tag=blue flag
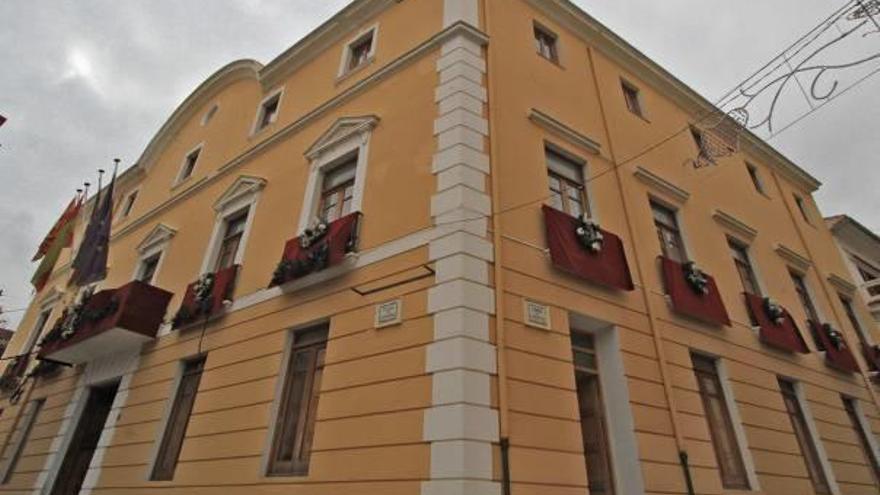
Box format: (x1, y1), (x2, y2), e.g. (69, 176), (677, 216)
(70, 171), (115, 287)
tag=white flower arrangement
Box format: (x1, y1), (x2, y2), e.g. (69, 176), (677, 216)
(683, 261), (710, 295)
(575, 215), (604, 253)
(300, 218), (329, 249)
(762, 297), (786, 326)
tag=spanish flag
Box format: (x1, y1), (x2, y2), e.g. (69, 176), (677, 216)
(30, 196), (82, 292)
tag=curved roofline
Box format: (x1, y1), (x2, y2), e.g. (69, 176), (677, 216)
(135, 59), (263, 174)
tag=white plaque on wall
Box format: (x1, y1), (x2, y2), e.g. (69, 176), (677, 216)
(524, 300), (551, 330)
(375, 299), (403, 328)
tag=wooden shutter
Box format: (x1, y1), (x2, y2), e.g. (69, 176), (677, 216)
(778, 379), (831, 494)
(151, 356), (206, 481)
(691, 355), (750, 489)
(268, 325), (328, 476)
(0, 399), (44, 483)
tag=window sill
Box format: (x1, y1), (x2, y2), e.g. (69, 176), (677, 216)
(336, 56), (375, 85)
(628, 111), (651, 124)
(537, 53), (564, 69)
(170, 176), (194, 192)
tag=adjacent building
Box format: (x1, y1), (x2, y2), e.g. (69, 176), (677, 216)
(0, 1), (878, 494)
(827, 215), (880, 324)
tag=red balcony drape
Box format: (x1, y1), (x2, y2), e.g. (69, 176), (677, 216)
(660, 257), (731, 327)
(744, 293), (809, 354)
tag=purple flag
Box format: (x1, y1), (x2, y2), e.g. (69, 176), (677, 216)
(70, 172), (115, 286)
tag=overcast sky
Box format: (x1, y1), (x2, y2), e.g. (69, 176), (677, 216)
(0, 0), (877, 329)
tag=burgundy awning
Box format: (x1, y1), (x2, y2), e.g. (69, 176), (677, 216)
(173, 264), (239, 329)
(660, 257), (731, 327)
(38, 281), (173, 364)
(862, 343), (880, 373)
(270, 212), (361, 287)
(809, 320), (860, 373)
(744, 293), (809, 354)
(542, 205), (634, 291)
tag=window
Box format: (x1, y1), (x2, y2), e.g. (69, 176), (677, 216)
(346, 32), (374, 73)
(534, 23), (559, 63)
(137, 253), (161, 285)
(23, 308), (52, 357)
(778, 379), (832, 494)
(691, 355), (750, 489)
(256, 92), (281, 132)
(215, 210), (249, 271)
(0, 399), (44, 483)
(729, 240), (760, 296)
(178, 147), (201, 183)
(651, 201), (687, 263)
(746, 163), (766, 195)
(268, 325), (328, 476)
(319, 158), (356, 223)
(121, 190), (138, 218)
(151, 356), (206, 481)
(839, 295), (870, 346)
(794, 195), (812, 224)
(690, 126), (709, 160)
(790, 272), (824, 350)
(201, 104), (218, 126)
(621, 81), (644, 117)
(571, 332), (615, 494)
(547, 148), (589, 218)
(842, 397), (880, 485)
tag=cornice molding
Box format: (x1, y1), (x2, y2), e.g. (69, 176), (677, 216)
(827, 273), (857, 295)
(213, 176), (267, 212)
(633, 166), (690, 203)
(528, 108), (601, 155)
(775, 243), (812, 272)
(305, 115), (380, 159)
(713, 209), (757, 241)
(136, 224), (177, 254)
(527, 0), (822, 193)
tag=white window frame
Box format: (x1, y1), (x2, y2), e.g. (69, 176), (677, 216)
(544, 141), (597, 222)
(710, 355), (762, 490)
(133, 224), (177, 286)
(250, 87), (284, 136)
(787, 380), (841, 495)
(337, 24), (379, 79)
(173, 143), (204, 188)
(843, 396), (880, 473)
(199, 176), (266, 275)
(649, 195), (697, 262)
(298, 117), (376, 235)
(533, 21), (561, 64)
(568, 313), (646, 495)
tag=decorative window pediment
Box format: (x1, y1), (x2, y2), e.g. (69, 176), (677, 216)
(137, 224), (178, 254)
(305, 115), (379, 160)
(214, 176), (267, 213)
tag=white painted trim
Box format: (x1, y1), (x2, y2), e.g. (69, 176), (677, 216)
(635, 166), (690, 203)
(529, 109), (601, 155)
(337, 23), (379, 80)
(116, 188), (140, 222)
(827, 273), (857, 296)
(713, 209), (757, 242)
(172, 142), (204, 188)
(569, 320), (646, 495)
(792, 382), (841, 495)
(715, 358), (761, 491)
(249, 86), (285, 137)
(846, 398), (880, 470)
(775, 243), (812, 272)
(132, 247), (166, 286)
(443, 0), (479, 27)
(198, 177), (266, 275)
(133, 225), (176, 285)
(144, 356), (200, 481)
(297, 118), (376, 235)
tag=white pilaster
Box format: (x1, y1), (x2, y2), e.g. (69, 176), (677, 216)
(424, 12), (499, 494)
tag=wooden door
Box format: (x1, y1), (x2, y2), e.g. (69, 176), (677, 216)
(576, 371), (615, 495)
(50, 382), (118, 495)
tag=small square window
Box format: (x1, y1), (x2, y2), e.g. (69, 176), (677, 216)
(179, 148), (200, 183)
(621, 81), (644, 117)
(256, 93), (281, 132)
(347, 33), (374, 72)
(746, 163), (765, 195)
(534, 24), (559, 63)
(121, 190), (138, 218)
(794, 195), (812, 224)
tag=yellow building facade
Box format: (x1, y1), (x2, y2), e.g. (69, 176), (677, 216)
(1, 1), (879, 494)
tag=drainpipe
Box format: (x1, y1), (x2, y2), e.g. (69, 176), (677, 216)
(480, 0), (512, 492)
(585, 45), (692, 489)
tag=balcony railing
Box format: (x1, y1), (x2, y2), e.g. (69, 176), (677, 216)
(38, 281), (173, 364)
